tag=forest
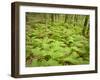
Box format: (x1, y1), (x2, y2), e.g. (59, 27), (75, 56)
(26, 12), (90, 67)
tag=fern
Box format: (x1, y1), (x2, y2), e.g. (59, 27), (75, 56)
(26, 13), (90, 67)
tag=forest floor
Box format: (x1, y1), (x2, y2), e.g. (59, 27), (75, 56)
(26, 13), (90, 67)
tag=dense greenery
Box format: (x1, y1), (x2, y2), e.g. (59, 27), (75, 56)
(26, 12), (90, 67)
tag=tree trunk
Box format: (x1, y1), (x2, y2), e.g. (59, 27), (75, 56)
(82, 16), (89, 36)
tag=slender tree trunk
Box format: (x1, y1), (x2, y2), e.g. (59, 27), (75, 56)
(51, 14), (54, 25)
(64, 15), (68, 23)
(82, 16), (89, 36)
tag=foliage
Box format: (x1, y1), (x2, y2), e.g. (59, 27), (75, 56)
(26, 13), (90, 67)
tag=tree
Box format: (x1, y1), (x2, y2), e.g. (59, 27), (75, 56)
(64, 15), (68, 23)
(82, 16), (89, 36)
